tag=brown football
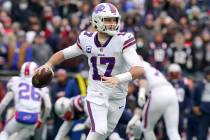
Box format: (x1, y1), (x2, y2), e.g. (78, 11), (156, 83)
(32, 69), (53, 88)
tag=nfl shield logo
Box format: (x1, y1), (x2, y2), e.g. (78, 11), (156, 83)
(86, 46), (92, 53)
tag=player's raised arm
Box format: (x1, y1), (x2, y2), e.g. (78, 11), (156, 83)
(40, 89), (52, 122)
(37, 43), (83, 73)
(0, 91), (14, 115)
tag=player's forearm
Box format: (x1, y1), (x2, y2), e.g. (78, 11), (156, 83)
(55, 121), (72, 140)
(0, 92), (14, 115)
(46, 51), (65, 68)
(114, 66), (144, 83)
(42, 94), (52, 121)
(129, 66), (144, 79)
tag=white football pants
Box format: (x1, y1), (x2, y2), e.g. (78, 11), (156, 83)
(142, 85), (181, 140)
(0, 117), (35, 140)
(85, 97), (126, 140)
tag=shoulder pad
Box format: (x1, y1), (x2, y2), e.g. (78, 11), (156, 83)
(117, 32), (136, 50)
(7, 76), (20, 91)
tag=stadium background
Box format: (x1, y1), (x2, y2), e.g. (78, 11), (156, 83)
(0, 0), (210, 139)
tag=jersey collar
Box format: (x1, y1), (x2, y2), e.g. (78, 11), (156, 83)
(94, 33), (112, 48)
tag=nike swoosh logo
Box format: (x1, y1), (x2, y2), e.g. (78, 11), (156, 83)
(119, 106), (124, 109)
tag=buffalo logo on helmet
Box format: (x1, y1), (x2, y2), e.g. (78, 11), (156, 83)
(94, 4), (105, 14)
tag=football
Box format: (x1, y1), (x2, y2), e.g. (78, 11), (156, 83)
(32, 69), (53, 88)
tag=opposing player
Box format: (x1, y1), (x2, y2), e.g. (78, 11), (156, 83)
(54, 95), (88, 140)
(127, 60), (181, 140)
(0, 62), (52, 140)
(36, 2), (144, 140)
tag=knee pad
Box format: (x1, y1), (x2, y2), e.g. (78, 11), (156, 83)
(95, 127), (108, 135)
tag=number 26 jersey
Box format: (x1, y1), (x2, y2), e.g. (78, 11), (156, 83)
(7, 76), (49, 113)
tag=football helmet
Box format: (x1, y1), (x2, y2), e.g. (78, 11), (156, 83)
(20, 61), (38, 78)
(54, 97), (73, 121)
(91, 3), (121, 36)
(168, 63), (182, 81)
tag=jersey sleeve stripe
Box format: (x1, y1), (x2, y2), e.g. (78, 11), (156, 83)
(123, 37), (135, 46)
(76, 42), (83, 50)
(123, 40), (136, 50)
(76, 37), (83, 50)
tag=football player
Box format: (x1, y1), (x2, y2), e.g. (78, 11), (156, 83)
(36, 2), (144, 140)
(167, 63), (192, 137)
(127, 60), (181, 140)
(54, 95), (87, 140)
(0, 62), (52, 140)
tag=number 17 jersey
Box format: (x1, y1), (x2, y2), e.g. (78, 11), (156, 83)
(74, 31), (140, 98)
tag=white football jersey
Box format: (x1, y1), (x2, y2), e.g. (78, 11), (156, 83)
(7, 76), (49, 113)
(76, 31), (140, 98)
(143, 61), (171, 90)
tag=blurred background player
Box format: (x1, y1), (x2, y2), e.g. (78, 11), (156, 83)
(167, 63), (192, 138)
(191, 66), (210, 140)
(36, 2), (144, 140)
(0, 61), (52, 140)
(54, 95), (126, 140)
(127, 59), (181, 140)
(54, 95), (87, 140)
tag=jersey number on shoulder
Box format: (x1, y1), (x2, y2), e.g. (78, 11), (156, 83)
(90, 56), (115, 80)
(19, 83), (40, 101)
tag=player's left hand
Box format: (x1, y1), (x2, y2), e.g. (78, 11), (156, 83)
(72, 123), (86, 132)
(126, 114), (141, 134)
(102, 76), (120, 88)
(138, 94), (146, 107)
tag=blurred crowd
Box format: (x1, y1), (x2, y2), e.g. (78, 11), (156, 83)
(0, 0), (210, 139)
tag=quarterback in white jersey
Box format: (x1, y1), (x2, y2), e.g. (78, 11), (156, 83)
(0, 62), (52, 140)
(127, 60), (181, 140)
(36, 2), (144, 140)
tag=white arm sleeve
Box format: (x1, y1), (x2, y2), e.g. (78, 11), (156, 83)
(0, 92), (14, 115)
(62, 43), (84, 59)
(41, 93), (52, 121)
(123, 47), (143, 67)
(55, 121), (72, 140)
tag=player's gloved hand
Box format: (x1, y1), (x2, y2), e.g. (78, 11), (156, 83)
(36, 62), (54, 76)
(138, 93), (145, 107)
(132, 120), (142, 139)
(126, 115), (140, 134)
(138, 88), (146, 107)
(102, 76), (120, 88)
(35, 119), (43, 129)
(72, 123), (86, 132)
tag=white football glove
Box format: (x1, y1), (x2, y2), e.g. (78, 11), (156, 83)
(126, 115), (140, 134)
(72, 123), (86, 132)
(132, 120), (142, 139)
(138, 88), (146, 107)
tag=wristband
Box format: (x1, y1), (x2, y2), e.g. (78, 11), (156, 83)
(115, 72), (132, 83)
